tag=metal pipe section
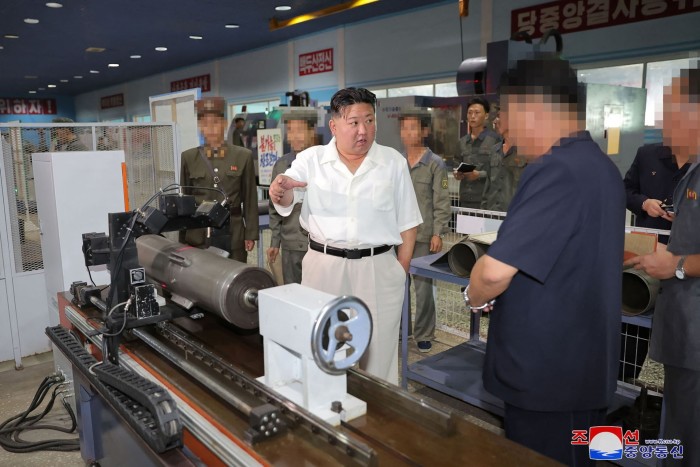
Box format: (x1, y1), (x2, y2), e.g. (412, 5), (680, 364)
(135, 235), (276, 329)
(447, 240), (489, 277)
(90, 295), (107, 313)
(621, 269), (660, 316)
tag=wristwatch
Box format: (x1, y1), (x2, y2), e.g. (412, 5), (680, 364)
(462, 285), (495, 311)
(433, 233), (445, 239)
(675, 256), (688, 280)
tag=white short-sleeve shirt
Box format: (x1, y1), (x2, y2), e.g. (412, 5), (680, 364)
(274, 137), (422, 248)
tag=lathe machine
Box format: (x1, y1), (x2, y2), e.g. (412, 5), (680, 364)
(47, 192), (557, 466)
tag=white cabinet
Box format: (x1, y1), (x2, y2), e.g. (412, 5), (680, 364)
(33, 151), (126, 326)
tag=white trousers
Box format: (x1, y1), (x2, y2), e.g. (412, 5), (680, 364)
(302, 248), (406, 385)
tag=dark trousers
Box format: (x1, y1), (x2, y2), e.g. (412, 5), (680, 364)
(504, 403), (606, 466)
(660, 365), (700, 466)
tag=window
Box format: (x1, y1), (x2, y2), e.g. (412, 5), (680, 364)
(388, 84), (433, 97)
(644, 57), (700, 127)
(435, 82), (458, 97)
(230, 98), (281, 118)
(133, 115), (152, 123)
(577, 64), (644, 88)
(575, 54), (699, 127)
(368, 79), (457, 99)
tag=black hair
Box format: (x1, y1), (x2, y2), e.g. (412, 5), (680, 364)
(398, 113), (431, 130)
(499, 58), (585, 112)
(234, 117), (245, 123)
(467, 96), (491, 114)
(330, 87), (376, 117)
(286, 119), (317, 130)
(680, 67), (700, 103)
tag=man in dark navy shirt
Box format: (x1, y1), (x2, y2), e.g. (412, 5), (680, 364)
(465, 58), (626, 465)
(620, 137), (690, 384)
(624, 144), (689, 233)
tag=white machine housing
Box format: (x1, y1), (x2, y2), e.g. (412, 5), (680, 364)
(257, 283), (368, 426)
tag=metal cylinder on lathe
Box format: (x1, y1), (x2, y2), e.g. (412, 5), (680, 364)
(135, 234), (275, 329)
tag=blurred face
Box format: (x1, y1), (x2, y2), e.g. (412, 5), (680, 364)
(198, 113), (226, 145)
(286, 119), (315, 153)
(400, 117), (428, 149)
(662, 77), (700, 160)
(329, 103), (376, 158)
(467, 103), (487, 133)
(503, 94), (579, 160)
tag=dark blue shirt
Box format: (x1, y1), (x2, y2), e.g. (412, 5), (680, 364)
(623, 143), (690, 232)
(483, 131), (625, 412)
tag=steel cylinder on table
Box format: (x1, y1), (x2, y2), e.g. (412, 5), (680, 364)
(621, 269), (660, 316)
(447, 240), (489, 277)
(135, 235), (275, 329)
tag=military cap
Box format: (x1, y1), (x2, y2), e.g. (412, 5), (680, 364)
(52, 117), (75, 123)
(281, 109), (319, 124)
(196, 97), (226, 117)
(398, 107), (432, 127)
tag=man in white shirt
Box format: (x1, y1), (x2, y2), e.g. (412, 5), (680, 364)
(269, 87), (422, 384)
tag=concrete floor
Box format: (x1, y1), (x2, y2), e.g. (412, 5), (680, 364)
(0, 331), (504, 466)
(0, 354), (83, 466)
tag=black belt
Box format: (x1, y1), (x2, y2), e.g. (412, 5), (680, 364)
(309, 239), (391, 260)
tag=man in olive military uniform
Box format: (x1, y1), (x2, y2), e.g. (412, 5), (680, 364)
(453, 97), (502, 209)
(481, 108), (525, 212)
(266, 111), (317, 284)
(52, 117), (89, 151)
(400, 109), (451, 353)
(180, 97), (258, 262)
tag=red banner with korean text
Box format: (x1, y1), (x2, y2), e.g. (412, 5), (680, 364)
(299, 48), (334, 76)
(512, 0), (700, 39)
(0, 98), (57, 115)
(100, 93), (124, 109)
(170, 74), (211, 93)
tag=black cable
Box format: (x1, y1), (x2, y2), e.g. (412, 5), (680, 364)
(86, 265), (97, 287)
(0, 375), (79, 453)
(178, 184), (227, 204)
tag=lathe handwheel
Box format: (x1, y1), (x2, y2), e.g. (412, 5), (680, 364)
(311, 296), (372, 375)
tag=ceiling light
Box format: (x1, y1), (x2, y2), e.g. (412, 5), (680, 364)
(155, 46), (167, 52)
(24, 75), (37, 79)
(275, 5), (292, 11)
(38, 87), (46, 91)
(130, 54), (141, 59)
(60, 79), (68, 82)
(24, 18), (39, 24)
(85, 47), (105, 53)
(28, 90), (36, 94)
(225, 24), (240, 29)
(189, 35), (203, 40)
(108, 63), (119, 67)
(89, 70), (99, 74)
(4, 35), (19, 39)
(48, 84), (56, 88)
(270, 0), (380, 30)
(74, 75), (83, 79)
(0, 46), (3, 50)
(46, 2), (63, 8)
